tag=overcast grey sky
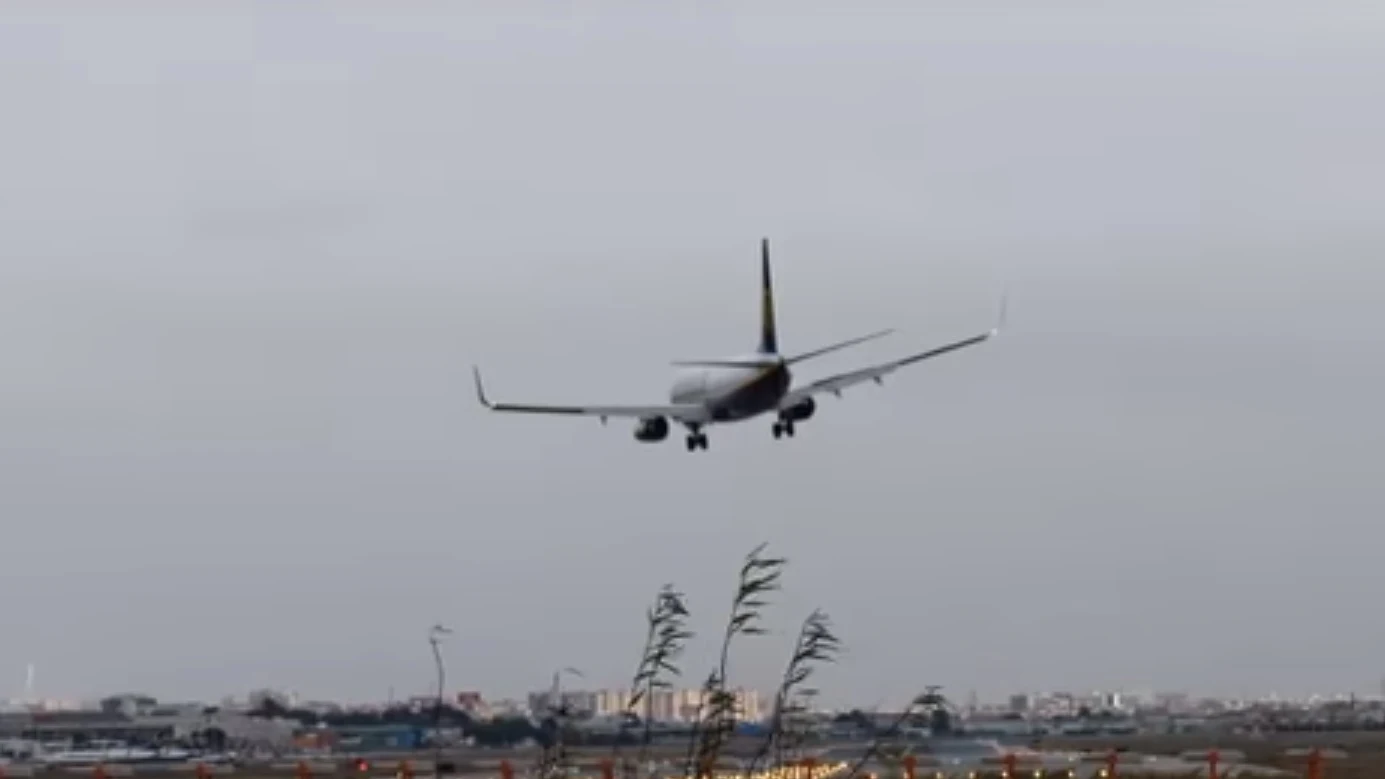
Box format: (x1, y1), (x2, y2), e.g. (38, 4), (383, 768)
(2, 1), (1383, 709)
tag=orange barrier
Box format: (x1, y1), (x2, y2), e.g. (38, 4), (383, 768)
(1284, 746), (1348, 779)
(0, 749), (1366, 779)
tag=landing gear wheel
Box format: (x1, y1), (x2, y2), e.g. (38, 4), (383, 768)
(783, 420), (796, 437)
(686, 432), (709, 451)
(772, 423), (783, 439)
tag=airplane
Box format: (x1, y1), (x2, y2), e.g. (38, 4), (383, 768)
(472, 238), (1004, 452)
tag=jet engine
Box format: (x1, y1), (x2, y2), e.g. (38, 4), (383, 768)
(633, 416), (670, 442)
(780, 397), (817, 422)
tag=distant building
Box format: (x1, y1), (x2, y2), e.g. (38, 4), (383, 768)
(405, 696), (440, 713)
(455, 692), (488, 718)
(529, 687), (764, 724)
(329, 724), (425, 753)
(100, 694), (158, 717)
(594, 690), (630, 718)
(297, 701), (344, 717)
(962, 715), (1036, 738)
(486, 699), (527, 719)
(247, 689), (295, 711)
(1155, 692), (1192, 714)
(527, 690), (598, 718)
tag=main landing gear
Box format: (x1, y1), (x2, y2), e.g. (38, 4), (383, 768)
(685, 428), (709, 452)
(771, 418), (796, 439)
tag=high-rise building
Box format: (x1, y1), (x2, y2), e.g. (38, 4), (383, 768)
(592, 689), (632, 717)
(527, 689), (600, 717)
(531, 687), (764, 723)
(649, 687), (764, 722)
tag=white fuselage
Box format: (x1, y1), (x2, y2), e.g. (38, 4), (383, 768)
(668, 354), (792, 423)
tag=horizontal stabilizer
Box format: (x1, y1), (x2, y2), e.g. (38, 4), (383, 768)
(672, 329), (893, 368)
(783, 328), (894, 365)
(671, 358), (778, 369)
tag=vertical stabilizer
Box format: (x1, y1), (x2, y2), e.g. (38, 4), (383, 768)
(758, 238), (778, 354)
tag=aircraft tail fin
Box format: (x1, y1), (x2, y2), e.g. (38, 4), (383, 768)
(758, 238), (778, 354)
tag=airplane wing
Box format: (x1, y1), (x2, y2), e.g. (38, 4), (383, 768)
(473, 367), (711, 424)
(780, 296), (1005, 408)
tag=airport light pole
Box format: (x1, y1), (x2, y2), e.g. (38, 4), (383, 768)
(429, 624), (453, 775)
(550, 665), (584, 705)
(544, 667), (584, 779)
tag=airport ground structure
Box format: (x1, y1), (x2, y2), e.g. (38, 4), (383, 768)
(6, 688), (1385, 779)
(6, 730), (1385, 778)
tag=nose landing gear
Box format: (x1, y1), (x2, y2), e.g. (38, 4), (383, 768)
(771, 419), (795, 439)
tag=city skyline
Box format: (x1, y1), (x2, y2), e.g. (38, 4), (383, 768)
(9, 675), (1385, 716)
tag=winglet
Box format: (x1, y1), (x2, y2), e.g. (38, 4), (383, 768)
(991, 289), (1009, 337)
(472, 365), (494, 409)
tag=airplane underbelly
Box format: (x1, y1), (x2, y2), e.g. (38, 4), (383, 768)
(713, 366), (790, 421)
(670, 364), (790, 420)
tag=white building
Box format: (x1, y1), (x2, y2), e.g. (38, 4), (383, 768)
(561, 687), (765, 723)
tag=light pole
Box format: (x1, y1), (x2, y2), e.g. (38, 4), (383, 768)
(429, 625), (453, 774)
(544, 667), (584, 778)
(549, 666), (584, 709)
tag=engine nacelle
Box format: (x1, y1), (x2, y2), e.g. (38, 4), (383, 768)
(633, 416), (670, 442)
(781, 397), (816, 422)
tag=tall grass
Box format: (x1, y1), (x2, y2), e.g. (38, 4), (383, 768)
(748, 609), (842, 776)
(603, 543), (955, 779)
(684, 543), (786, 779)
(842, 690), (940, 779)
(614, 585), (693, 778)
